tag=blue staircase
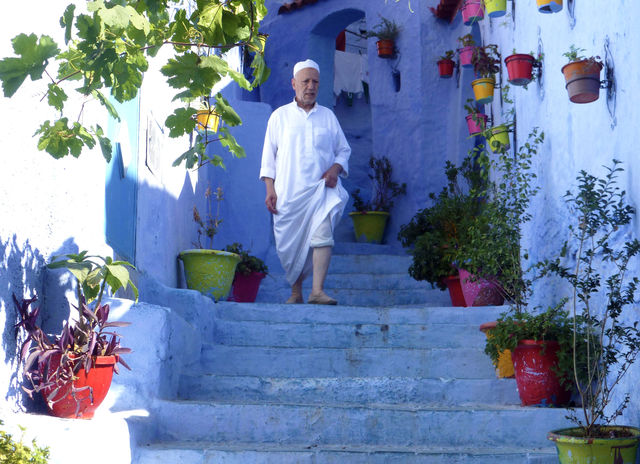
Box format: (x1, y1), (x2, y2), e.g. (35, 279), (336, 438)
(137, 244), (569, 463)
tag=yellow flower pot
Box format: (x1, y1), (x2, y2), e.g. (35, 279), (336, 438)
(537, 0), (562, 13)
(179, 249), (240, 301)
(349, 211), (389, 244)
(479, 322), (515, 378)
(196, 110), (220, 133)
(471, 77), (495, 104)
(548, 427), (640, 464)
(487, 124), (511, 153)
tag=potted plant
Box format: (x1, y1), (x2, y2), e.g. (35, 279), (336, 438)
(471, 44), (500, 104)
(544, 161), (640, 462)
(561, 45), (603, 104)
(194, 98), (220, 134)
(457, 34), (476, 68)
(504, 51), (540, 86)
(437, 50), (456, 78)
(537, 0), (562, 13)
(366, 16), (400, 58)
(482, 121), (513, 153)
(224, 242), (269, 303)
(464, 98), (488, 136)
(460, 0), (484, 25)
(483, 0), (507, 17)
(178, 185), (241, 301)
(15, 251), (137, 419)
(349, 155), (406, 244)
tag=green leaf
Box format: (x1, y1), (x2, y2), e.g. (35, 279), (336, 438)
(60, 4), (76, 44)
(214, 93), (242, 126)
(47, 83), (67, 111)
(173, 143), (204, 169)
(94, 124), (113, 162)
(219, 126), (246, 159)
(91, 90), (120, 120)
(165, 106), (198, 138)
(35, 119), (96, 159)
(161, 52), (221, 98)
(106, 263), (132, 291)
(0, 34), (59, 97)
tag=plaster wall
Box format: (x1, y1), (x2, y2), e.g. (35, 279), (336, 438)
(477, 1), (640, 427)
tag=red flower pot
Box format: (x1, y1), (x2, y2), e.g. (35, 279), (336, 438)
(230, 271), (266, 303)
(41, 354), (117, 419)
(443, 275), (466, 306)
(512, 340), (572, 407)
(505, 54), (535, 86)
(465, 112), (487, 135)
(461, 0), (484, 25)
(458, 46), (475, 68)
(376, 39), (395, 58)
(437, 59), (455, 78)
(458, 268), (505, 306)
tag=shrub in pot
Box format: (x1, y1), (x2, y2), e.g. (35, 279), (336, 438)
(224, 242), (268, 303)
(471, 44), (500, 104)
(15, 252), (137, 419)
(350, 155), (406, 244)
(542, 161), (640, 462)
(464, 99), (487, 136)
(366, 15), (400, 58)
(457, 34), (476, 68)
(561, 45), (603, 104)
(437, 50), (456, 78)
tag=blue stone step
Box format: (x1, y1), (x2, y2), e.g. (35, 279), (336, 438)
(210, 318), (489, 348)
(256, 287), (450, 306)
(152, 400), (572, 449)
(261, 272), (430, 290)
(136, 443), (559, 464)
(199, 345), (497, 378)
(327, 254), (413, 274)
(179, 375), (521, 406)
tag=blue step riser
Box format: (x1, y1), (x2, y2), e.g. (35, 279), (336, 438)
(260, 273), (432, 291)
(179, 375), (521, 406)
(200, 346), (497, 378)
(211, 320), (489, 348)
(328, 255), (413, 274)
(256, 289), (451, 306)
(154, 401), (572, 448)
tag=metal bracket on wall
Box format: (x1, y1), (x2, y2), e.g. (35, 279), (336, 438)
(390, 49), (401, 93)
(536, 32), (545, 101)
(602, 36), (617, 128)
(567, 0), (576, 29)
(455, 60), (461, 89)
(511, 0), (516, 31)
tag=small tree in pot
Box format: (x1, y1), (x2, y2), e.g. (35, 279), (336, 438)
(471, 44), (501, 104)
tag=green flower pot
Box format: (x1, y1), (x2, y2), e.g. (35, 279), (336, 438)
(349, 211), (389, 244)
(179, 249), (241, 301)
(548, 426), (640, 464)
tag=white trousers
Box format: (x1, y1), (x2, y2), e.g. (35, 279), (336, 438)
(310, 215), (334, 248)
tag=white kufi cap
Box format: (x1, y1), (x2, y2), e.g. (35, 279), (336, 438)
(293, 59), (320, 77)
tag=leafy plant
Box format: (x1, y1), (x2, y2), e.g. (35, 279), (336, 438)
(439, 50), (455, 61)
(562, 45), (602, 67)
(464, 97), (487, 129)
(351, 155), (406, 213)
(0, 1), (270, 169)
(15, 252), (136, 414)
(0, 420), (49, 464)
(540, 160), (640, 438)
(471, 44), (501, 78)
(366, 15), (401, 41)
(193, 185), (224, 249)
(457, 33), (476, 48)
(224, 242), (268, 276)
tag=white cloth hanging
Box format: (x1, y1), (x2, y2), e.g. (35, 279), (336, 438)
(334, 50), (365, 97)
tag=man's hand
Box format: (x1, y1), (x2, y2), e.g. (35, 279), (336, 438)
(322, 163), (342, 188)
(264, 177), (278, 214)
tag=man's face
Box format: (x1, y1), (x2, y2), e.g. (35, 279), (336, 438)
(292, 68), (320, 109)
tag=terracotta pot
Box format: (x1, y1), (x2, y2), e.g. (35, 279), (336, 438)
(461, 0), (484, 25)
(376, 39), (394, 58)
(561, 59), (603, 104)
(471, 76), (496, 104)
(549, 426), (640, 464)
(537, 0), (562, 13)
(505, 54), (535, 86)
(458, 268), (504, 306)
(479, 321), (514, 378)
(458, 46), (475, 68)
(512, 340), (572, 407)
(230, 271), (266, 303)
(437, 59), (455, 78)
(41, 354), (117, 419)
(443, 275), (466, 307)
(465, 113), (487, 136)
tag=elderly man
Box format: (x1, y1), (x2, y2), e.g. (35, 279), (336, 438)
(260, 59), (351, 305)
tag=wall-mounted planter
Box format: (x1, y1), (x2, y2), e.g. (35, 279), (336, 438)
(437, 59), (455, 78)
(505, 54), (535, 86)
(537, 0), (562, 13)
(465, 112), (487, 135)
(486, 124), (510, 152)
(471, 76), (495, 104)
(196, 110), (220, 133)
(376, 39), (395, 58)
(458, 46), (475, 68)
(483, 0), (507, 17)
(461, 0), (484, 25)
(561, 59), (603, 103)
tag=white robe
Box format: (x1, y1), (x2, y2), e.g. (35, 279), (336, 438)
(260, 100), (351, 285)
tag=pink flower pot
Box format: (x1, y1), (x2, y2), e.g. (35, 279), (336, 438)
(458, 268), (504, 306)
(230, 271), (266, 303)
(458, 46), (475, 68)
(465, 113), (487, 135)
(461, 0), (484, 25)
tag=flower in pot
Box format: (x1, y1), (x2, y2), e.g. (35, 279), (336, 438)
(470, 44), (500, 104)
(350, 155), (406, 244)
(561, 45), (603, 104)
(366, 15), (400, 58)
(437, 50), (456, 78)
(542, 161), (640, 460)
(457, 34), (476, 68)
(504, 51), (541, 87)
(464, 98), (488, 136)
(224, 242), (269, 303)
(15, 252), (137, 419)
(460, 0), (484, 25)
(483, 0), (507, 18)
(179, 185), (241, 301)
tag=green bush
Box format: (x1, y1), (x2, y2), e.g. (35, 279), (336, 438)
(0, 421), (49, 464)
